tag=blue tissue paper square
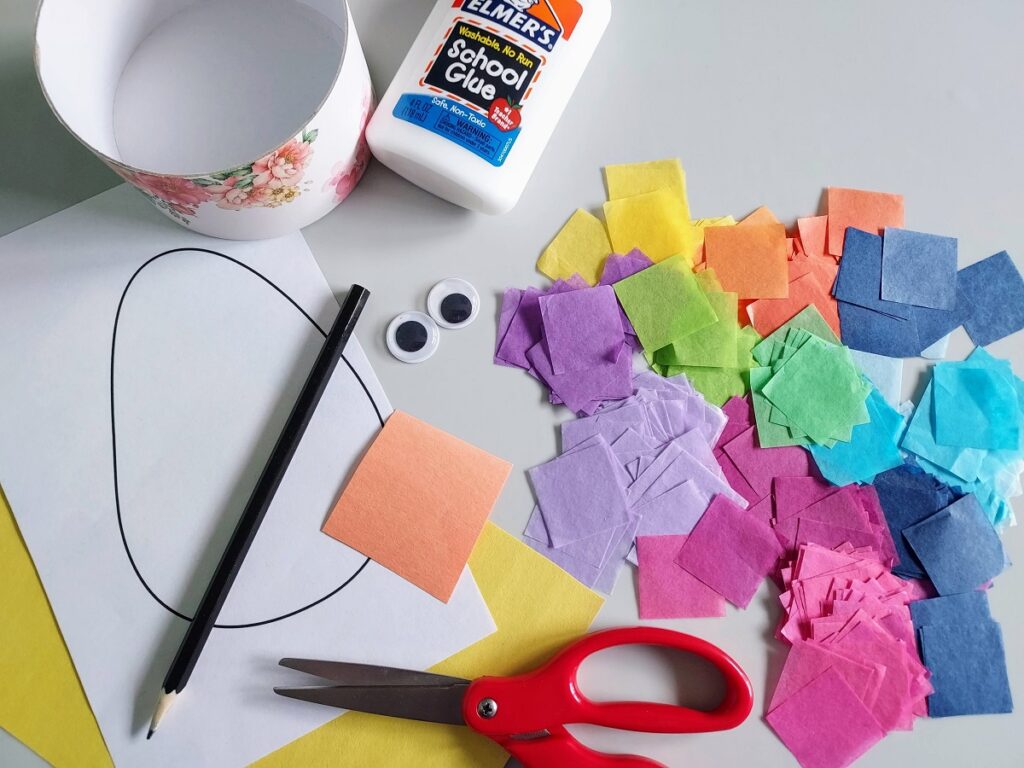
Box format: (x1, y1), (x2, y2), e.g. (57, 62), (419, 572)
(881, 228), (958, 309)
(904, 494), (1006, 595)
(910, 288), (965, 352)
(910, 591), (991, 630)
(834, 228), (913, 318)
(902, 381), (986, 483)
(919, 620), (1013, 717)
(873, 464), (959, 580)
(959, 251), (1024, 347)
(838, 300), (921, 358)
(933, 362), (1020, 450)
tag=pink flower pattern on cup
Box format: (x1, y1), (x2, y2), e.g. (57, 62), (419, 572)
(252, 138), (312, 189)
(111, 94), (374, 225)
(325, 92), (374, 203)
(111, 128), (321, 223)
(112, 169), (213, 217)
(326, 138), (370, 203)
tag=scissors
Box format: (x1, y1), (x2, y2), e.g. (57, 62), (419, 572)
(274, 626), (753, 768)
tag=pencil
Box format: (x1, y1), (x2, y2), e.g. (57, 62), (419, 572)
(147, 284), (370, 739)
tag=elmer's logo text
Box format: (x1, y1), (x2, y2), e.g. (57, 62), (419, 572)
(452, 0), (584, 52)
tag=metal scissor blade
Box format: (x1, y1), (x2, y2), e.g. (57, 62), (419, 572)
(274, 682), (470, 725)
(279, 658), (470, 688)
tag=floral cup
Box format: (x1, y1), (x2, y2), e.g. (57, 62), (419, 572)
(35, 0), (373, 240)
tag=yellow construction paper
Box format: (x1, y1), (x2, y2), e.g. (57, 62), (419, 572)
(536, 208), (612, 285)
(604, 158), (691, 220)
(2, 509), (600, 768)
(0, 487), (112, 768)
(255, 524), (604, 768)
(603, 189), (699, 264)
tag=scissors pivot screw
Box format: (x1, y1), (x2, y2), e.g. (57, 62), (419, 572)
(477, 698), (498, 719)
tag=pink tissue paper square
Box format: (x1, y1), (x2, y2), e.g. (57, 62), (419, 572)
(766, 667), (885, 768)
(637, 535), (726, 619)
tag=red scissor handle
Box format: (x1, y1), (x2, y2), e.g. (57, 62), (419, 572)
(462, 627), (754, 768)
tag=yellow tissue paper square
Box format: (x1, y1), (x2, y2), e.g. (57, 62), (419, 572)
(604, 158), (691, 220)
(254, 524), (604, 768)
(0, 487), (112, 768)
(536, 209), (612, 285)
(603, 189), (699, 264)
(694, 216), (738, 229)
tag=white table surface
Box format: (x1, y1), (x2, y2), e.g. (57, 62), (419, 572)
(2, 1), (1024, 766)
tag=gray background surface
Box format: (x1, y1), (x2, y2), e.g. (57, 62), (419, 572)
(2, 1), (1024, 766)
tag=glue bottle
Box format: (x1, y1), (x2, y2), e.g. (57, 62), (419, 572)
(366, 0), (611, 214)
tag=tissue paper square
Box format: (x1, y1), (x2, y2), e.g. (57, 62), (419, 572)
(903, 494), (1006, 595)
(766, 667), (885, 768)
(704, 223), (789, 299)
(826, 186), (905, 256)
(613, 254), (717, 350)
(959, 250), (1024, 347)
(528, 439), (632, 547)
(932, 362), (1020, 450)
(636, 535), (726, 619)
(919, 621), (1013, 717)
(539, 286), (625, 374)
(536, 209), (612, 285)
(880, 228), (958, 309)
(603, 188), (698, 263)
(604, 158), (690, 216)
(833, 229), (912, 319)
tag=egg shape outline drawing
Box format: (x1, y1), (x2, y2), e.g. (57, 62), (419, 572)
(110, 248), (383, 628)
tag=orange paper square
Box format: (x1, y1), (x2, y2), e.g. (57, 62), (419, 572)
(322, 411), (512, 602)
(797, 215), (829, 259)
(704, 223), (789, 299)
(826, 187), (904, 256)
(788, 254), (838, 287)
(739, 205), (781, 226)
(747, 272), (841, 338)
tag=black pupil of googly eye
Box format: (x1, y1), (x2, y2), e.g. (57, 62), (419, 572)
(395, 320), (428, 352)
(440, 293), (473, 324)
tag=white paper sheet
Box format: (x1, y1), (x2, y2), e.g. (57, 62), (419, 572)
(0, 186), (496, 767)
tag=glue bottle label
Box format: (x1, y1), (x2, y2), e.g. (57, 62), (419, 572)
(392, 0), (584, 167)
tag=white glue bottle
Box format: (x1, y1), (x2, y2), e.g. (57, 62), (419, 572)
(366, 0), (610, 214)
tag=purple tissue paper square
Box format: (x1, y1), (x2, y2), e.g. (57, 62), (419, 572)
(539, 285), (626, 375)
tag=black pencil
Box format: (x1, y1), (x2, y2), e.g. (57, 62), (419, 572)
(147, 284), (370, 739)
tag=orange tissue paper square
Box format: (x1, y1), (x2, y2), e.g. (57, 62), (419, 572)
(322, 410), (512, 602)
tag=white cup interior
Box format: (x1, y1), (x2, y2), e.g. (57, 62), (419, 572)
(36, 0), (348, 176)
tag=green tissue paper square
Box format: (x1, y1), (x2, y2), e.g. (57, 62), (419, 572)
(752, 305), (840, 367)
(761, 335), (871, 444)
(653, 291), (738, 368)
(614, 254), (717, 351)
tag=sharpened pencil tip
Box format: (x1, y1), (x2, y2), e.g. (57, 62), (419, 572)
(148, 689), (177, 740)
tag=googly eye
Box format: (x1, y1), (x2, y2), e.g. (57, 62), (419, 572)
(427, 278), (480, 330)
(386, 311), (439, 364)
